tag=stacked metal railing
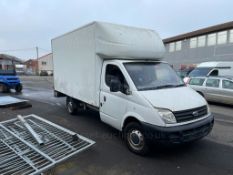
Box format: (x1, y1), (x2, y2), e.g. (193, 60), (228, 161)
(0, 114), (95, 175)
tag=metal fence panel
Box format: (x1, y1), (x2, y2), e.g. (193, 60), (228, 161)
(0, 114), (95, 175)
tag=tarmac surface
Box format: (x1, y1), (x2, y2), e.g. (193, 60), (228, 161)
(0, 76), (233, 175)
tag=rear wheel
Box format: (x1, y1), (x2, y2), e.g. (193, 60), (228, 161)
(66, 97), (77, 115)
(123, 122), (149, 156)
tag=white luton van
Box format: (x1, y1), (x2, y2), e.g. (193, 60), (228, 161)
(52, 22), (214, 155)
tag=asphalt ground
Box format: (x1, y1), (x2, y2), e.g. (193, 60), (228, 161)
(0, 77), (233, 175)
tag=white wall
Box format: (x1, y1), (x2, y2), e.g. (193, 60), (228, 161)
(38, 53), (53, 74)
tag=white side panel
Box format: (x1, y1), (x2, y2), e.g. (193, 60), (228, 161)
(94, 55), (104, 106)
(217, 62), (233, 76)
(52, 24), (100, 107)
(219, 69), (233, 76)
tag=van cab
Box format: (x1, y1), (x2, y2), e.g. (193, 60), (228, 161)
(100, 60), (213, 154)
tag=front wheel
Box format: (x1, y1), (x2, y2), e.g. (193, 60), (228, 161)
(123, 122), (149, 156)
(66, 97), (77, 115)
(15, 84), (23, 93)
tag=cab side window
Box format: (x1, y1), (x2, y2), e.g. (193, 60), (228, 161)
(105, 64), (128, 89)
(206, 78), (220, 88)
(189, 78), (205, 86)
(209, 69), (219, 76)
(222, 80), (233, 90)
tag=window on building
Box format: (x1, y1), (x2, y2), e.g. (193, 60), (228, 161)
(175, 41), (182, 51)
(197, 35), (206, 47)
(190, 37), (197, 48)
(169, 43), (175, 52)
(217, 31), (227, 45)
(42, 61), (47, 65)
(207, 33), (216, 46)
(230, 29), (233, 43)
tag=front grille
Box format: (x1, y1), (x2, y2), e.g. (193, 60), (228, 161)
(173, 105), (208, 123)
(167, 121), (213, 143)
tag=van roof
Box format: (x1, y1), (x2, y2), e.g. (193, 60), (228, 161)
(191, 76), (233, 80)
(197, 62), (233, 68)
(52, 21), (165, 60)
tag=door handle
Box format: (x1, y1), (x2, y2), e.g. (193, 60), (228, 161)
(103, 96), (106, 102)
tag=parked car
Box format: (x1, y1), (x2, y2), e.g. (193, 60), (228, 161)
(40, 70), (48, 76)
(188, 76), (233, 105)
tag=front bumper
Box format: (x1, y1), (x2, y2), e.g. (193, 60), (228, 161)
(142, 114), (214, 143)
(6, 82), (21, 88)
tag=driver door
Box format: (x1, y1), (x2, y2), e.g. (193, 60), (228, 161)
(204, 78), (221, 102)
(100, 63), (129, 130)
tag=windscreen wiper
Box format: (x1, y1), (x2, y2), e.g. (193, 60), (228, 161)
(139, 84), (185, 91)
(154, 84), (177, 89)
(175, 84), (185, 87)
(139, 85), (175, 91)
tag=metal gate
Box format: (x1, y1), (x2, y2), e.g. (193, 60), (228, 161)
(0, 114), (95, 175)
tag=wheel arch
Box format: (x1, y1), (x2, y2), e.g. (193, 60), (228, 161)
(196, 91), (205, 97)
(121, 113), (145, 131)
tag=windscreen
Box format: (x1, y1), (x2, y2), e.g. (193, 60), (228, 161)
(188, 67), (213, 77)
(0, 60), (16, 75)
(124, 62), (184, 91)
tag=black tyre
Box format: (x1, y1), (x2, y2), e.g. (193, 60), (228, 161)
(66, 97), (77, 115)
(0, 84), (9, 93)
(15, 84), (23, 93)
(123, 122), (149, 156)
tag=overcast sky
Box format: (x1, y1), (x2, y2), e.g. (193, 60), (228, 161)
(0, 0), (232, 60)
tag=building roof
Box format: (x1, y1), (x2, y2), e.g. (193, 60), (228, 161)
(24, 59), (38, 63)
(163, 21), (233, 44)
(0, 54), (23, 63)
(37, 53), (52, 60)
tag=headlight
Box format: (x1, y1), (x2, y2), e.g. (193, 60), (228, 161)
(157, 108), (177, 124)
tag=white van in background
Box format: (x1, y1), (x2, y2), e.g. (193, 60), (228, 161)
(52, 22), (214, 155)
(184, 62), (233, 84)
(15, 64), (26, 75)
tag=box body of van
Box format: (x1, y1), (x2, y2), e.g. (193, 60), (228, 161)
(52, 22), (214, 155)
